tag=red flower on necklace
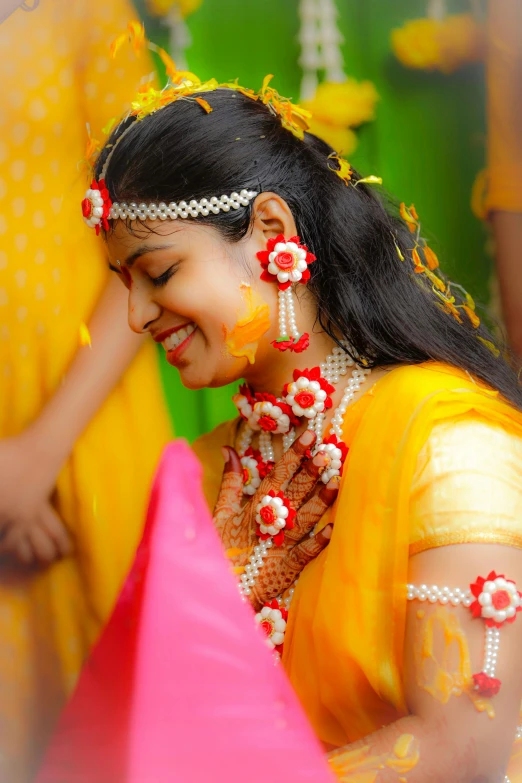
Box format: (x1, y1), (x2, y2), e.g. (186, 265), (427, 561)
(81, 178), (112, 235)
(249, 392), (300, 434)
(256, 234), (316, 291)
(283, 367), (335, 419)
(232, 383), (255, 421)
(240, 447), (274, 496)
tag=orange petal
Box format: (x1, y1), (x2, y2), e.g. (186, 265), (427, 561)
(110, 32), (127, 59)
(400, 202), (419, 233)
(195, 97), (213, 113)
(423, 245), (439, 270)
(127, 20), (146, 55)
(412, 248), (424, 273)
(157, 47), (177, 78)
(462, 305), (480, 328)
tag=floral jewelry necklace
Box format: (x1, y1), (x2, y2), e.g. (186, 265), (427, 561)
(230, 342), (371, 652)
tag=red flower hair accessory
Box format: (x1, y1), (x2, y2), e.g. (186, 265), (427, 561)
(283, 367), (335, 419)
(82, 178), (112, 235)
(255, 598), (288, 653)
(256, 234), (316, 291)
(255, 490), (296, 546)
(315, 434), (349, 484)
(469, 571), (522, 628)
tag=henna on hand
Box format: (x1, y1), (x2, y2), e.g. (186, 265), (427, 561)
(213, 431), (340, 611)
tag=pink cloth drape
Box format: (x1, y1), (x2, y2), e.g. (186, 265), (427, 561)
(37, 441), (333, 783)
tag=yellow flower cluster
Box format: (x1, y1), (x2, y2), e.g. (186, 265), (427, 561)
(146, 0), (202, 18)
(391, 14), (485, 74)
(302, 79), (379, 155)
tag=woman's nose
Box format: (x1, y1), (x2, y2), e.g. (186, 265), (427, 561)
(127, 285), (162, 334)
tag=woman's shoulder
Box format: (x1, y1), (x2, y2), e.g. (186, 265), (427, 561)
(409, 412), (522, 554)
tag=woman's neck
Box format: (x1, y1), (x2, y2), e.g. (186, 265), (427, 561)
(244, 328), (337, 397)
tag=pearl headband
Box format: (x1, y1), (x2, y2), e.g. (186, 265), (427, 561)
(109, 189), (258, 222)
(82, 184), (258, 233)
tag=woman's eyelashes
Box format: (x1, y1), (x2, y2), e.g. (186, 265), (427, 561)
(149, 265), (177, 287)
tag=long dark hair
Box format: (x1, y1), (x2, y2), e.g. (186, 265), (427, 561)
(96, 89), (522, 408)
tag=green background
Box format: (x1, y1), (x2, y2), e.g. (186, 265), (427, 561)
(137, 0), (489, 441)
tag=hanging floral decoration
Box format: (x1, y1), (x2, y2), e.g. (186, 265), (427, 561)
(391, 13), (485, 74)
(146, 0), (202, 18)
(302, 78), (379, 156)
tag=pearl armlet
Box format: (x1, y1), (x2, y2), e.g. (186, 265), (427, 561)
(408, 572), (522, 700)
(109, 189), (258, 221)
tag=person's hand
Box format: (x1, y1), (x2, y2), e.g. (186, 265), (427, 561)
(0, 431), (72, 566)
(213, 430), (338, 610)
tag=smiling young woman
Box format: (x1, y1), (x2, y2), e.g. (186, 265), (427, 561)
(82, 76), (522, 782)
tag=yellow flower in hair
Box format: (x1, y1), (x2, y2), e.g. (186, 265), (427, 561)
(259, 75), (311, 140)
(327, 153), (353, 185)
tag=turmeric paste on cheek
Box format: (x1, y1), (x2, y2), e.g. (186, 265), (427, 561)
(224, 283), (270, 364)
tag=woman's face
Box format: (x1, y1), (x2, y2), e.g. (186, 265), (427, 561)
(106, 219), (281, 389)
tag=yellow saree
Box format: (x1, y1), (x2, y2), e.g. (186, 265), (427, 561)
(193, 361), (522, 775)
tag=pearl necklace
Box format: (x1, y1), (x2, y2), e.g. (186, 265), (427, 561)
(234, 343), (371, 598)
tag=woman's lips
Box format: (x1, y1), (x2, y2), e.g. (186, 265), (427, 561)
(160, 323), (197, 366)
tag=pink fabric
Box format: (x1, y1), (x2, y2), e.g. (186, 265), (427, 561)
(37, 441), (334, 783)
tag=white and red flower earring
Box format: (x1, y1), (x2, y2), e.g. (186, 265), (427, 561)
(256, 234), (316, 353)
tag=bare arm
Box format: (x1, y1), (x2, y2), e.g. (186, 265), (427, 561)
(327, 544), (522, 782)
(30, 274), (144, 474)
(0, 275), (145, 564)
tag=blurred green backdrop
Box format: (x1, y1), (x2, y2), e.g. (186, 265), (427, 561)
(136, 0), (489, 441)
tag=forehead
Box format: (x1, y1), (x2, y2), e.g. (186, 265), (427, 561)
(105, 219), (224, 264)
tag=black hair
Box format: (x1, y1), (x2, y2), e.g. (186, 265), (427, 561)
(96, 89), (522, 409)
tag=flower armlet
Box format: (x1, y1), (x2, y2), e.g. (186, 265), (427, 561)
(407, 571), (522, 697)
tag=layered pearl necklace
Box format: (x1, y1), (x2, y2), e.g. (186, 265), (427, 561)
(231, 342), (371, 604)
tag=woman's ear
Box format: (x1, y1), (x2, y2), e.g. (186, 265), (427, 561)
(251, 193), (298, 246)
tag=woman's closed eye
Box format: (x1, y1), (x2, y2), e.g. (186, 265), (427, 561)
(149, 265), (177, 287)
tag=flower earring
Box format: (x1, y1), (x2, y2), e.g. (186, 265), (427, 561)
(256, 234), (316, 353)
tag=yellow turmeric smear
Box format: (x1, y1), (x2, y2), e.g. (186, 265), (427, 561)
(415, 606), (495, 718)
(328, 734), (420, 782)
(224, 283), (270, 364)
